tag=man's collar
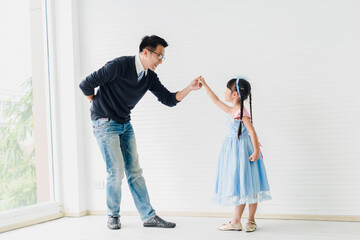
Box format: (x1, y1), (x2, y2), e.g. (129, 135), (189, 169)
(135, 55), (148, 76)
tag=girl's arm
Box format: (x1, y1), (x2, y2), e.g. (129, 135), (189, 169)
(199, 77), (232, 113)
(242, 117), (260, 162)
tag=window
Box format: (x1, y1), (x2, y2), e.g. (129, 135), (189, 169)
(0, 0), (60, 231)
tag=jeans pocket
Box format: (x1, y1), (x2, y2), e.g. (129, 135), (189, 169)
(94, 119), (112, 129)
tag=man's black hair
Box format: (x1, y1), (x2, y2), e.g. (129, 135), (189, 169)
(139, 35), (168, 52)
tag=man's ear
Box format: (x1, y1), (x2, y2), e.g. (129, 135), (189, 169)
(142, 48), (149, 57)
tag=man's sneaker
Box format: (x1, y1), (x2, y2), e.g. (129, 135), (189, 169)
(143, 215), (176, 228)
(107, 216), (121, 230)
(244, 220), (257, 232)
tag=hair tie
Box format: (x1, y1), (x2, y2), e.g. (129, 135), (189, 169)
(236, 77), (241, 99)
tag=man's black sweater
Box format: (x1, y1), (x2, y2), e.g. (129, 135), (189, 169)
(79, 56), (179, 123)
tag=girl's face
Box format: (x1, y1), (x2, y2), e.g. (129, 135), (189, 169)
(225, 88), (238, 102)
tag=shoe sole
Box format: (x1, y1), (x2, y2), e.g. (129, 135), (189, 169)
(107, 225), (121, 230)
(218, 228), (242, 231)
(108, 227), (121, 230)
(143, 224), (176, 228)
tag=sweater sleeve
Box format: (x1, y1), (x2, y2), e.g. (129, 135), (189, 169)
(149, 76), (180, 107)
(79, 58), (125, 96)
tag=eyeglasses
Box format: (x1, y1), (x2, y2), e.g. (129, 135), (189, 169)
(146, 48), (165, 60)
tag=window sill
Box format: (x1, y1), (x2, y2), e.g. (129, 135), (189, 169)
(0, 202), (63, 233)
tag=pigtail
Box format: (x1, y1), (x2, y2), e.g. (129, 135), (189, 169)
(238, 91), (244, 139)
(249, 92), (253, 123)
(230, 77), (252, 139)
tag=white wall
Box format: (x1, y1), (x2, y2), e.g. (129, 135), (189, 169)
(76, 0), (360, 217)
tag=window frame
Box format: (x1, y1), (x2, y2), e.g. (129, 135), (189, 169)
(0, 0), (62, 232)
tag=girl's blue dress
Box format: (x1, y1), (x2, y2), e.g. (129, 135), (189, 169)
(212, 109), (271, 206)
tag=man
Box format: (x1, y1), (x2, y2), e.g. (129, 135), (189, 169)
(79, 35), (202, 229)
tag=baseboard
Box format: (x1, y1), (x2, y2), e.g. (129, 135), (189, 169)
(63, 210), (89, 217)
(87, 210), (360, 222)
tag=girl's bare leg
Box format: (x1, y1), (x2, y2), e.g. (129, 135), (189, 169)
(231, 204), (246, 225)
(248, 203), (258, 221)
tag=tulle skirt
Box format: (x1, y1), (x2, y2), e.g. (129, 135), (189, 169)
(212, 133), (271, 206)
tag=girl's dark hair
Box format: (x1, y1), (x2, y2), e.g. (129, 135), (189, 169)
(139, 35), (168, 52)
(227, 78), (252, 138)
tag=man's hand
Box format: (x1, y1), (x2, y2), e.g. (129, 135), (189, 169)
(188, 76), (203, 90)
(175, 76), (203, 101)
(86, 95), (95, 103)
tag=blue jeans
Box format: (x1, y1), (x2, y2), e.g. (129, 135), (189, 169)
(92, 119), (156, 221)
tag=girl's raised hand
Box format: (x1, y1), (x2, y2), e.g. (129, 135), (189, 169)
(198, 76), (206, 87)
(249, 151), (259, 162)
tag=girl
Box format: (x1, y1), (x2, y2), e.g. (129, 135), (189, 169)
(199, 77), (271, 232)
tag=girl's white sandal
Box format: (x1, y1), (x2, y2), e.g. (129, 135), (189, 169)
(244, 220), (257, 232)
(218, 221), (242, 231)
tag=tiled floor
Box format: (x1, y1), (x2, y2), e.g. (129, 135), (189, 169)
(2, 215), (360, 240)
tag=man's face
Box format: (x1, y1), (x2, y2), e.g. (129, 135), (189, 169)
(144, 45), (165, 71)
